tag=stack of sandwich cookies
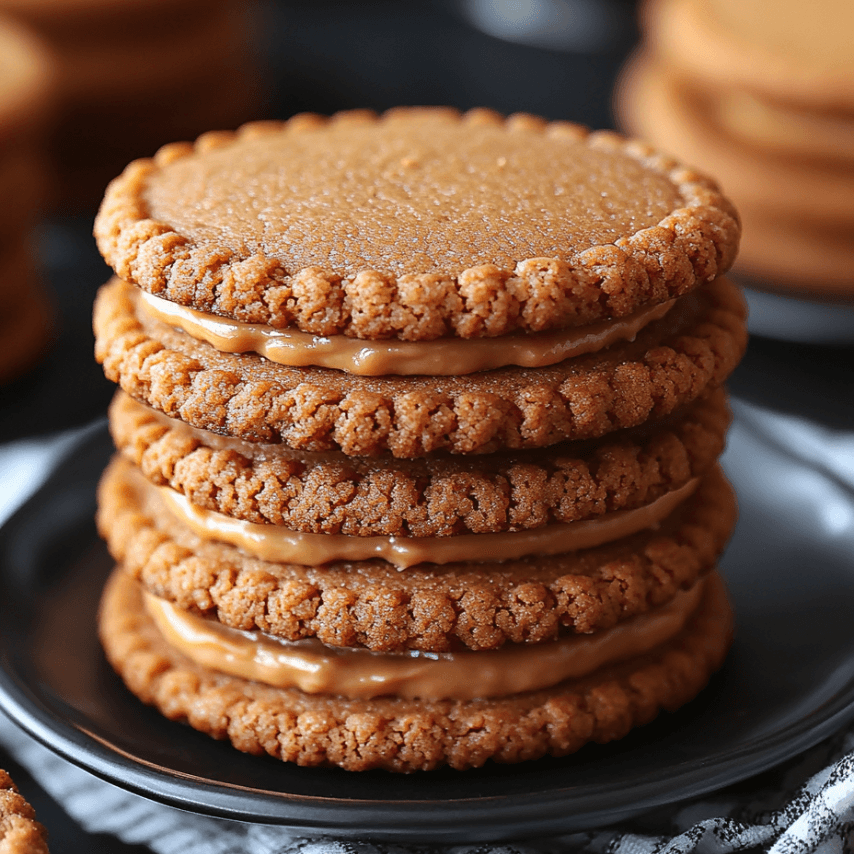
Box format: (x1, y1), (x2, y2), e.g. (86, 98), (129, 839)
(0, 15), (54, 383)
(93, 109), (746, 771)
(617, 0), (854, 299)
(0, 0), (259, 210)
(0, 770), (49, 854)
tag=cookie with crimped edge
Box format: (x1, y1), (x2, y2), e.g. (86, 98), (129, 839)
(97, 455), (736, 652)
(93, 108), (739, 341)
(94, 275), (746, 458)
(109, 386), (730, 536)
(642, 0), (854, 114)
(98, 565), (733, 772)
(0, 770), (49, 854)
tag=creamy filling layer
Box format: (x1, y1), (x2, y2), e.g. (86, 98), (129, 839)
(143, 576), (707, 700)
(138, 288), (675, 376)
(158, 477), (700, 569)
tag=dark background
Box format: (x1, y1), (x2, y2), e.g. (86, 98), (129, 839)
(1, 0), (642, 442)
(3, 0), (851, 447)
(1, 3), (852, 850)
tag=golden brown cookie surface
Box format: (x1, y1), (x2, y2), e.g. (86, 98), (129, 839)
(98, 566), (733, 772)
(94, 109), (740, 340)
(0, 770), (49, 854)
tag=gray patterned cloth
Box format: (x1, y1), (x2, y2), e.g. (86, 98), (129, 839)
(1, 403), (853, 853)
(1, 709), (853, 853)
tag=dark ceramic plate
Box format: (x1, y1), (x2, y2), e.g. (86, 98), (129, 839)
(1, 413), (854, 843)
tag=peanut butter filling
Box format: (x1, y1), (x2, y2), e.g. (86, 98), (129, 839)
(143, 575), (709, 700)
(137, 287), (675, 375)
(158, 477), (699, 568)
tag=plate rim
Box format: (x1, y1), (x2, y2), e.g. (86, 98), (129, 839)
(2, 421), (854, 841)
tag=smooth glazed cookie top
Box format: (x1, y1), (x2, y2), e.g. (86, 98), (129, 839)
(95, 108), (740, 340)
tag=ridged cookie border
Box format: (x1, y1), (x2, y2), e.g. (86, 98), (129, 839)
(109, 388), (730, 535)
(98, 459), (736, 651)
(93, 107), (740, 341)
(99, 566), (733, 772)
(94, 276), (746, 458)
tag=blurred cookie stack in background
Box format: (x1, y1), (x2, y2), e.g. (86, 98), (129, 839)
(0, 0), (263, 212)
(616, 0), (854, 339)
(0, 14), (54, 384)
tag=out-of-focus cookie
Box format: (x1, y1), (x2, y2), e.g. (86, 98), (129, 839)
(618, 55), (854, 229)
(618, 1), (854, 306)
(0, 14), (52, 143)
(0, 0), (260, 210)
(0, 14), (54, 383)
(710, 90), (854, 166)
(0, 770), (49, 854)
(642, 0), (854, 113)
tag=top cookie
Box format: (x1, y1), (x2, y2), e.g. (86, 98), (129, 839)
(94, 108), (739, 342)
(644, 0), (854, 112)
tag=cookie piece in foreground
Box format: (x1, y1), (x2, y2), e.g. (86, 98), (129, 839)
(0, 770), (49, 854)
(99, 566), (733, 772)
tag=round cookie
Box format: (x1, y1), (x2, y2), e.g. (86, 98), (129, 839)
(616, 54), (854, 229)
(643, 0), (854, 113)
(0, 770), (49, 854)
(109, 387), (731, 535)
(94, 275), (746, 457)
(97, 455), (736, 652)
(94, 108), (740, 340)
(98, 565), (733, 772)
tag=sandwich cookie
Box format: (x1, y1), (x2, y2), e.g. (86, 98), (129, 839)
(98, 453), (736, 652)
(99, 566), (733, 771)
